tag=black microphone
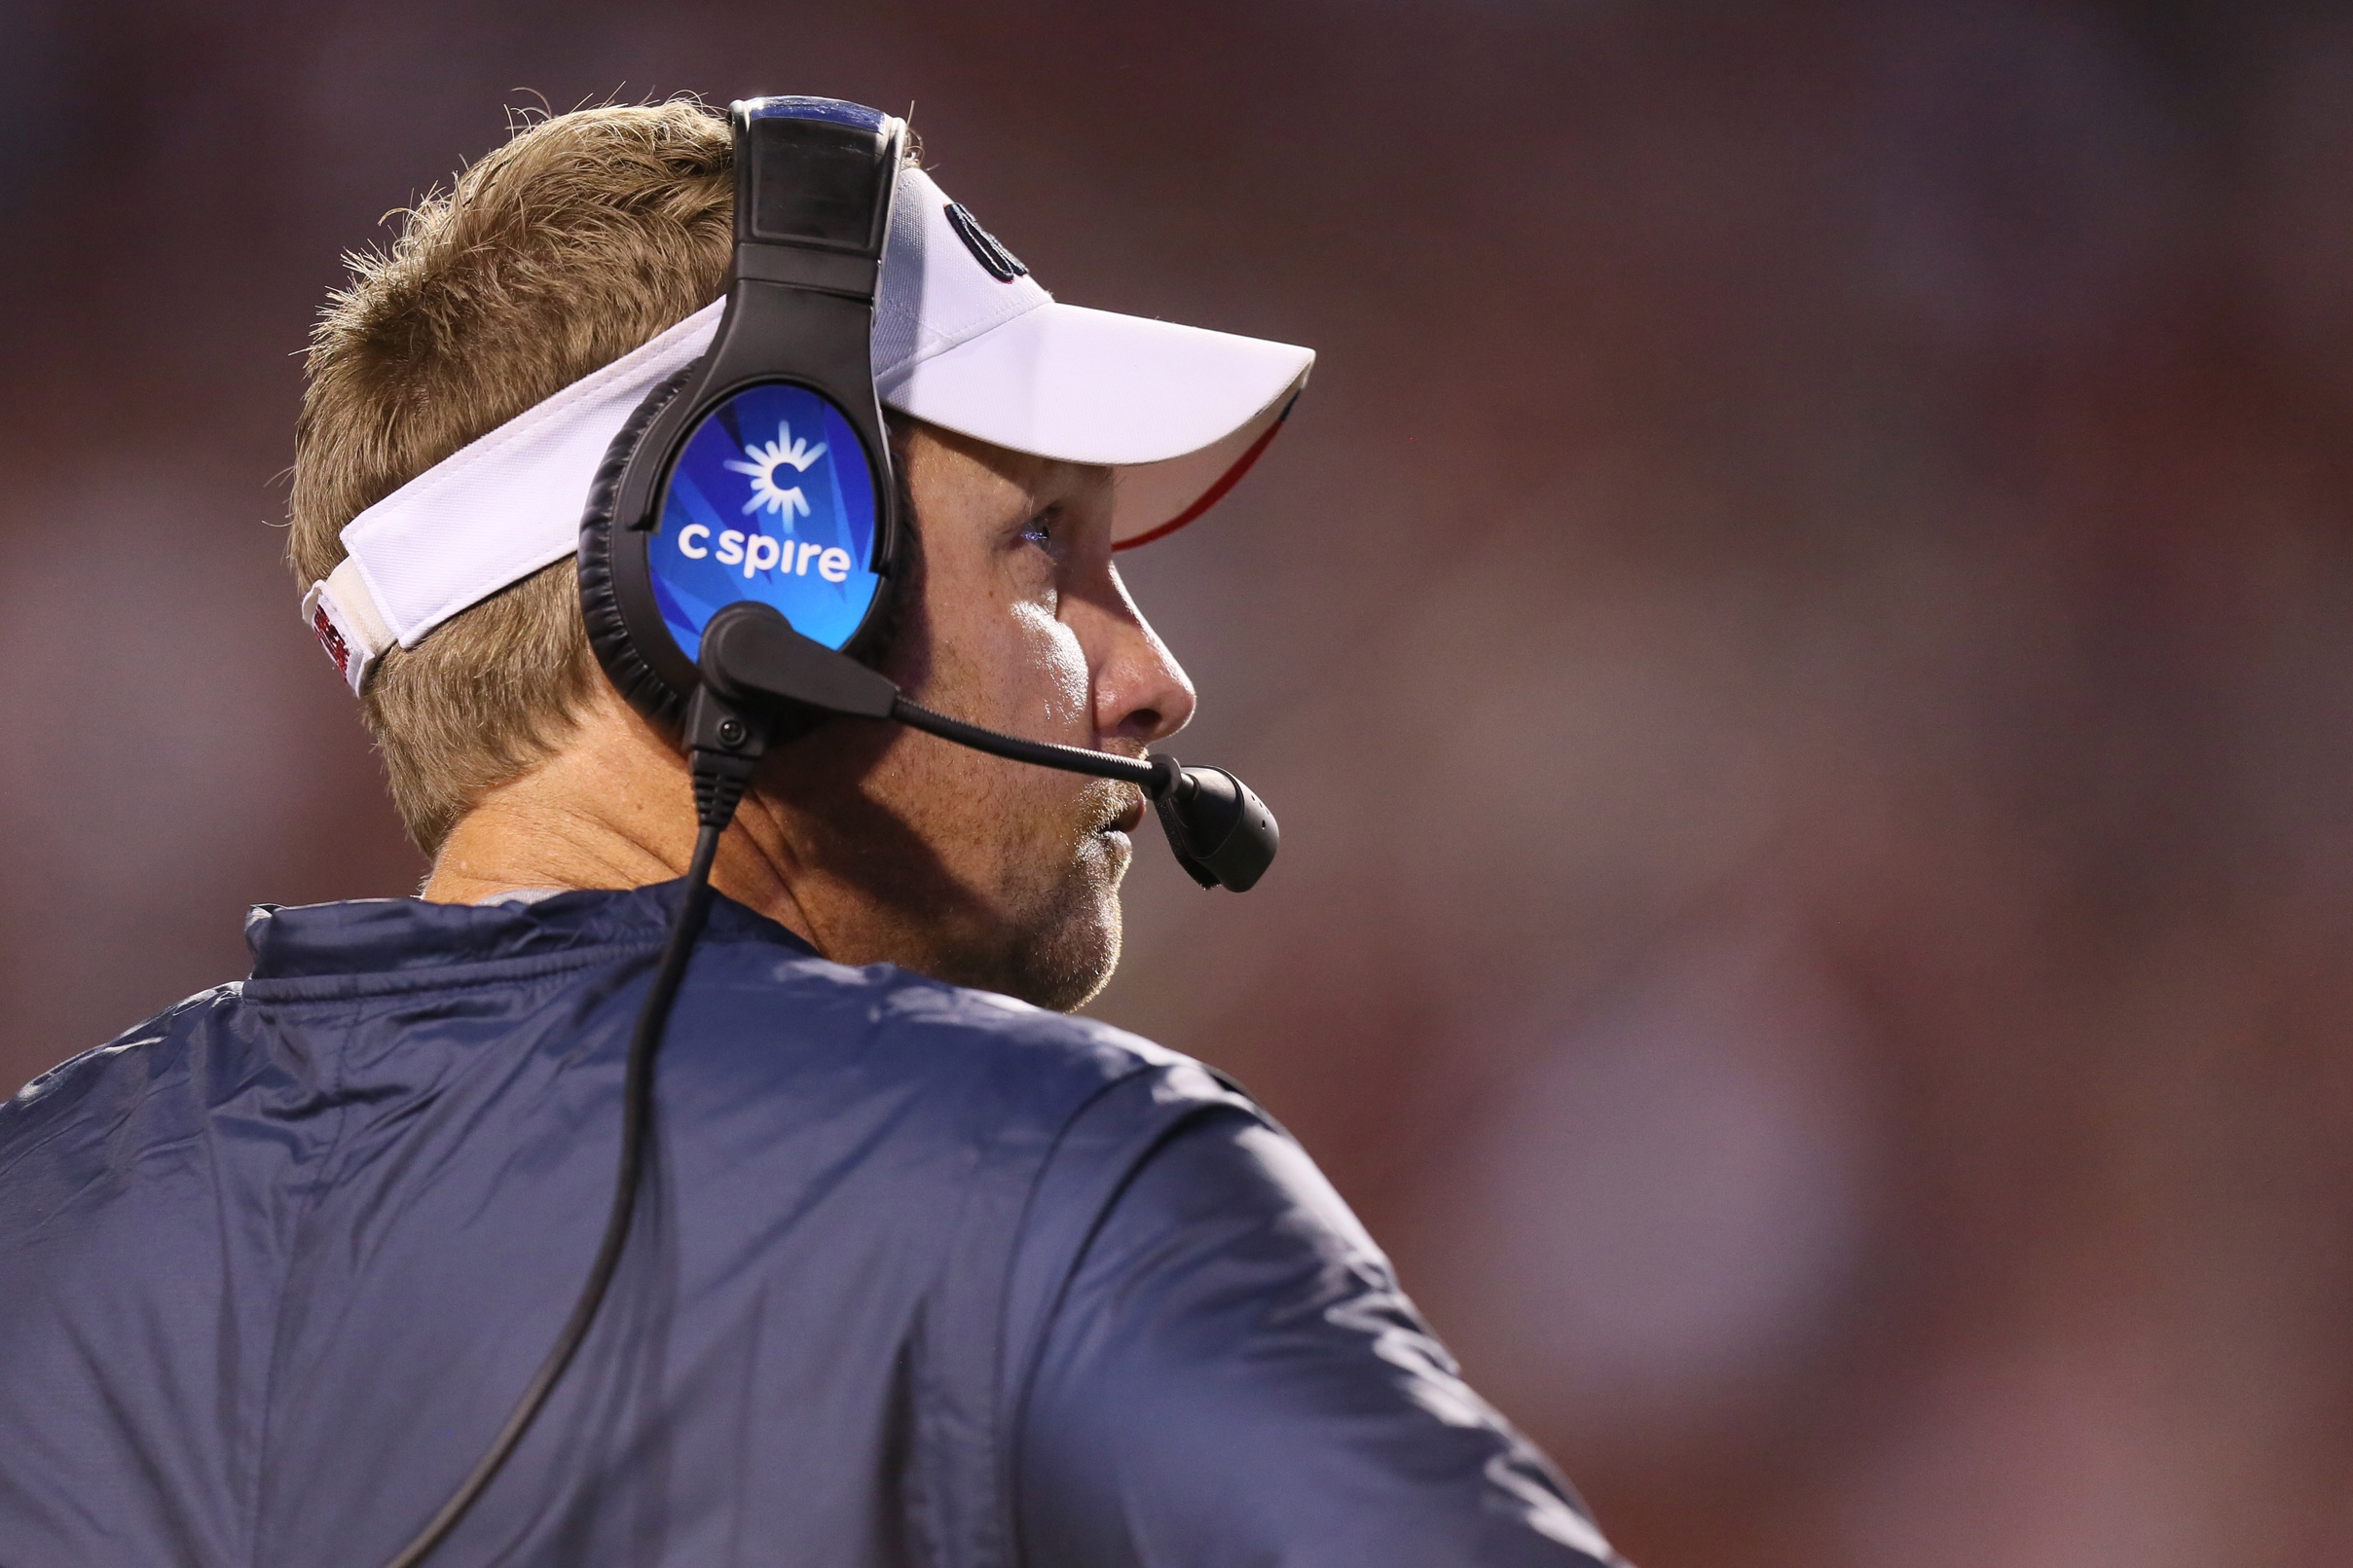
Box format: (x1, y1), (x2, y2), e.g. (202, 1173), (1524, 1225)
(690, 602), (1278, 892)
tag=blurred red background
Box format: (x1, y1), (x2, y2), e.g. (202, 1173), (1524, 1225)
(8, 2), (2353, 1562)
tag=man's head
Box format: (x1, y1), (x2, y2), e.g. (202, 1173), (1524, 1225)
(291, 98), (1294, 1010)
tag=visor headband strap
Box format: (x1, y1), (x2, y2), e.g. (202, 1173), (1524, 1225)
(300, 299), (724, 695)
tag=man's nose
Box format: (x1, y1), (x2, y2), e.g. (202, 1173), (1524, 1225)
(1087, 571), (1196, 748)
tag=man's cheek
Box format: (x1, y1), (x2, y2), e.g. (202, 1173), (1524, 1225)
(1007, 602), (1091, 734)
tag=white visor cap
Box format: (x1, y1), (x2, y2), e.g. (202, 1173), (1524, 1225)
(300, 165), (1311, 694)
(877, 167), (1314, 543)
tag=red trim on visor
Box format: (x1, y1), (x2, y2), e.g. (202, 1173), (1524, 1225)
(1113, 394), (1300, 552)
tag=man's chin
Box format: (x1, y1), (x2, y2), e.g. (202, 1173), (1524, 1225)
(957, 828), (1124, 1011)
(1000, 855), (1125, 1011)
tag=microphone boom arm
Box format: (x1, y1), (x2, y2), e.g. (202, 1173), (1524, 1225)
(891, 696), (1158, 789)
(692, 602), (1277, 892)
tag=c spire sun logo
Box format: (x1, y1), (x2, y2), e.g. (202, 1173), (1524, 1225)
(723, 421), (828, 524)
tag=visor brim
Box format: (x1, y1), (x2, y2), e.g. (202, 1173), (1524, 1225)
(878, 302), (1312, 543)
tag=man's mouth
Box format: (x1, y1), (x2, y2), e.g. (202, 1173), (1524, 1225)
(1098, 787), (1147, 837)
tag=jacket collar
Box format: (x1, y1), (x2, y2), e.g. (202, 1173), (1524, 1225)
(243, 882), (812, 980)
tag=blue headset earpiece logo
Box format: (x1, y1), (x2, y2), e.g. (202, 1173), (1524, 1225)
(648, 382), (884, 659)
(725, 420), (827, 521)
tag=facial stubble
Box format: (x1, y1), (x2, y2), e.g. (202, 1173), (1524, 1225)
(766, 714), (1138, 1013)
(892, 743), (1136, 1012)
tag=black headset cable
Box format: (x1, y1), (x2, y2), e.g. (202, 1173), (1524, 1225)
(376, 729), (756, 1568)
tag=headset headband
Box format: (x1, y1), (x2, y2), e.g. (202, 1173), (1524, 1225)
(583, 99), (910, 725)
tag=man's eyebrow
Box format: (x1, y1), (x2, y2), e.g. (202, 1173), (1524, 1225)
(1045, 460), (1114, 507)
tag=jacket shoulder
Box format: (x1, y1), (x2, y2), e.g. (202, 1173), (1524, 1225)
(3, 983), (245, 1149)
(682, 933), (1212, 1119)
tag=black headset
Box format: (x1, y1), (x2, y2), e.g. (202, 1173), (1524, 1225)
(377, 97), (1278, 1567)
(581, 97), (908, 742)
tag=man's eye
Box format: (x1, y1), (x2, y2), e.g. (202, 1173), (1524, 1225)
(1019, 510), (1055, 547)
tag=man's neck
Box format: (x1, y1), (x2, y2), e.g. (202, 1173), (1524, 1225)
(421, 690), (817, 948)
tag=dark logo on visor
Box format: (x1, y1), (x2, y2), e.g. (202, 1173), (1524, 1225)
(944, 201), (1029, 282)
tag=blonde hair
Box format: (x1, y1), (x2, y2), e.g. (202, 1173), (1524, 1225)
(288, 100), (735, 854)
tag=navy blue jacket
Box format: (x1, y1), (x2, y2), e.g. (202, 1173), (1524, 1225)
(0, 885), (1619, 1566)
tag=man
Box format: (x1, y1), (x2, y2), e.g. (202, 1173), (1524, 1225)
(0, 100), (1622, 1566)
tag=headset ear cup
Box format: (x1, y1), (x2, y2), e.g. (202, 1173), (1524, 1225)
(579, 365), (697, 730)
